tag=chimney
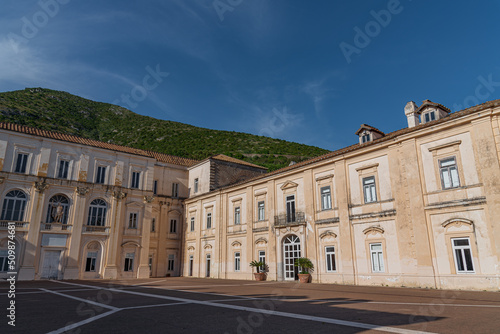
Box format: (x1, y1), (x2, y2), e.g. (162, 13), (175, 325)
(405, 101), (419, 128)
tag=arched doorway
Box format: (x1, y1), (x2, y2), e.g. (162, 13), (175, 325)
(283, 235), (301, 280)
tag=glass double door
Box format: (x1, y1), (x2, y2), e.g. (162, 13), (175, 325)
(283, 235), (301, 280)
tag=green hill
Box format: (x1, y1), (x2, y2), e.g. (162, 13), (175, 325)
(0, 88), (329, 170)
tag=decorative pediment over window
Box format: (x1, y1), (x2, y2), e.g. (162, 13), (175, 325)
(255, 237), (268, 245)
(231, 241), (242, 247)
(280, 181), (299, 190)
(121, 241), (141, 248)
(442, 218), (474, 232)
(203, 244), (213, 250)
(168, 209), (182, 216)
(363, 226), (384, 235)
(187, 246), (195, 251)
(319, 231), (337, 239)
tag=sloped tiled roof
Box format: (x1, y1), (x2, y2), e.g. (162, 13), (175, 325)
(210, 154), (268, 170)
(187, 98), (500, 199)
(416, 99), (451, 114)
(355, 124), (385, 136)
(0, 122), (199, 167)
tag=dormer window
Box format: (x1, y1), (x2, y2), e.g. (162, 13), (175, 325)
(355, 124), (385, 144)
(424, 111), (436, 123)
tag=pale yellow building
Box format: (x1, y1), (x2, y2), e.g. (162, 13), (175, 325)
(1, 99), (499, 291)
(183, 99), (500, 291)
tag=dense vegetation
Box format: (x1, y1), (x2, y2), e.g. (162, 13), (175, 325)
(0, 88), (329, 170)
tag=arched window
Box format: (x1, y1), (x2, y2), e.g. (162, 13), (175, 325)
(1, 190), (27, 221)
(87, 199), (107, 226)
(46, 195), (70, 224)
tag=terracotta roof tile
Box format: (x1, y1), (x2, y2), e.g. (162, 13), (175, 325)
(355, 124), (385, 136)
(0, 122), (199, 167)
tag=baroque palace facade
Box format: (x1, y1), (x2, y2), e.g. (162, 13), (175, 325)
(1, 99), (500, 291)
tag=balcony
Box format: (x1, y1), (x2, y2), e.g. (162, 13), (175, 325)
(41, 222), (72, 233)
(0, 220), (29, 231)
(82, 225), (110, 233)
(274, 212), (306, 227)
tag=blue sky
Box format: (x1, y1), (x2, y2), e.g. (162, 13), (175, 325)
(1, 0), (500, 151)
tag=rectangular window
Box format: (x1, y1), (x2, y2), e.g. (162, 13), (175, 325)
(15, 153), (28, 173)
(124, 253), (134, 272)
(452, 238), (474, 273)
(258, 201), (265, 221)
(234, 252), (241, 272)
(370, 243), (385, 272)
(286, 195), (296, 222)
(170, 219), (177, 233)
(321, 186), (332, 210)
(153, 180), (158, 195)
(172, 183), (179, 198)
(128, 213), (138, 229)
(190, 217), (195, 232)
(362, 134), (370, 143)
(425, 111), (436, 122)
(206, 213), (212, 229)
(234, 207), (241, 225)
(168, 254), (175, 271)
(325, 246), (336, 272)
(189, 255), (194, 276)
(131, 171), (140, 189)
(440, 157), (460, 189)
(258, 250), (266, 272)
(0, 250), (10, 272)
(363, 176), (377, 203)
(151, 218), (156, 232)
(85, 251), (97, 272)
(57, 160), (69, 179)
(194, 178), (199, 193)
(96, 166), (106, 184)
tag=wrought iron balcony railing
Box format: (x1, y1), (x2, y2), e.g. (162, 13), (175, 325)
(274, 211), (306, 227)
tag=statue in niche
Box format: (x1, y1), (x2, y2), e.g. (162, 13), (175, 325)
(52, 203), (64, 223)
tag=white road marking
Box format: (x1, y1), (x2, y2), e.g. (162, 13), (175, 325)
(40, 288), (119, 311)
(120, 302), (191, 310)
(46, 310), (119, 334)
(53, 281), (435, 334)
(130, 279), (167, 286)
(13, 288), (98, 295)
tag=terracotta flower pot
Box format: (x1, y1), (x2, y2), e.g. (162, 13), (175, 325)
(254, 272), (267, 281)
(298, 273), (311, 283)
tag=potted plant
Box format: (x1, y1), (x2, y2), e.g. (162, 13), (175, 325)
(294, 257), (314, 283)
(249, 260), (267, 281)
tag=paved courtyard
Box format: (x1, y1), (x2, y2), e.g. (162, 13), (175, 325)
(1, 277), (499, 333)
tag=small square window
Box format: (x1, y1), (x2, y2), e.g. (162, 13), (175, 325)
(362, 134), (370, 143)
